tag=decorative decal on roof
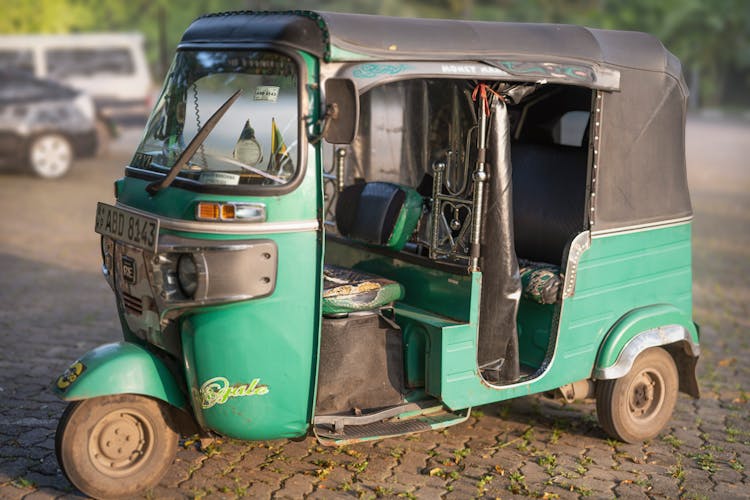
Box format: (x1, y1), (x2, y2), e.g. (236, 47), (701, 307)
(353, 63), (414, 78)
(338, 61), (618, 92)
(440, 64), (507, 75)
(497, 61), (595, 82)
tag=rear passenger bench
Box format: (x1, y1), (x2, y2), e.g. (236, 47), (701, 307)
(511, 141), (589, 305)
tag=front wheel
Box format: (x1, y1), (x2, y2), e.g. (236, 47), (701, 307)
(55, 394), (179, 499)
(28, 133), (73, 178)
(595, 347), (678, 443)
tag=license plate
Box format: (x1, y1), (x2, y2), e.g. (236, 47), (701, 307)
(95, 202), (159, 252)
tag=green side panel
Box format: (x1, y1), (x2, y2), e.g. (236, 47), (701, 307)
(386, 188), (423, 250)
(181, 231), (320, 440)
(325, 238), (473, 322)
(116, 172), (318, 226)
(53, 342), (186, 409)
(109, 51), (324, 441)
(425, 224), (694, 410)
(595, 304), (698, 370)
(402, 319), (428, 388)
(516, 300), (555, 369)
(394, 303), (464, 395)
(553, 224), (693, 381)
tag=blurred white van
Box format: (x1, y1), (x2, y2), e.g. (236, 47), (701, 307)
(0, 33), (153, 125)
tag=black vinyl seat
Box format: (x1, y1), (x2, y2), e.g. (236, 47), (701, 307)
(323, 182), (422, 314)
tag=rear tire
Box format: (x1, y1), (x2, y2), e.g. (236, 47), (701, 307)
(28, 133), (73, 178)
(596, 347), (678, 443)
(55, 394), (178, 499)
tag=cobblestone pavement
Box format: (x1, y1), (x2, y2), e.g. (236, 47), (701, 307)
(1, 117), (748, 499)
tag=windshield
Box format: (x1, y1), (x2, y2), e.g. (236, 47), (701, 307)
(132, 50), (299, 188)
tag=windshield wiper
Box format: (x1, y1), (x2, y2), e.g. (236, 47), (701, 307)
(146, 89), (243, 195)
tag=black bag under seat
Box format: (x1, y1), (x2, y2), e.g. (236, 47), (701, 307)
(316, 312), (405, 415)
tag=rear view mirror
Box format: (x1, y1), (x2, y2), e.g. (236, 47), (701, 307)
(323, 78), (359, 144)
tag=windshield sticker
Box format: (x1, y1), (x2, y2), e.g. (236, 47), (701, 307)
(353, 63), (414, 78)
(199, 171), (240, 185)
(200, 376), (269, 409)
(254, 86), (280, 102)
(56, 361), (86, 391)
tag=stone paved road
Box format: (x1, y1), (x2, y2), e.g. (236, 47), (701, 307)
(0, 117), (748, 499)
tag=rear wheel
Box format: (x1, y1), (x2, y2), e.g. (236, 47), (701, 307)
(596, 347), (678, 443)
(55, 394), (178, 498)
(28, 133), (73, 178)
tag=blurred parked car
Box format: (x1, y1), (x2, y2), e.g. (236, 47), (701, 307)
(0, 71), (97, 178)
(0, 33), (153, 127)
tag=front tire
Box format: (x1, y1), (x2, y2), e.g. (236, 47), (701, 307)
(28, 133), (73, 178)
(596, 347), (678, 443)
(55, 394), (178, 499)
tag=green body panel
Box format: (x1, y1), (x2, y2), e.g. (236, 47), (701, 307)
(385, 187), (423, 250)
(402, 317), (429, 388)
(595, 304), (698, 370)
(180, 232), (320, 440)
(53, 342), (187, 409)
(393, 303), (470, 399)
(116, 166), (318, 226)
(516, 300), (555, 369)
(425, 224), (694, 410)
(325, 238), (473, 322)
(101, 52), (324, 440)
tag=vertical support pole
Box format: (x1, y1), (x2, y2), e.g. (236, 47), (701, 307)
(469, 97), (489, 272)
(430, 161), (446, 260)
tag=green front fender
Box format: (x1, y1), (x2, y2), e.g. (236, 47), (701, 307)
(53, 341), (187, 410)
(593, 305), (700, 384)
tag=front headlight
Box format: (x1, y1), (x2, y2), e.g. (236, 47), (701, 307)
(177, 254), (198, 298)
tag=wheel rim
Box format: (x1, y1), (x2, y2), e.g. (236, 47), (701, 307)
(88, 407), (154, 477)
(627, 368), (665, 421)
(30, 135), (72, 178)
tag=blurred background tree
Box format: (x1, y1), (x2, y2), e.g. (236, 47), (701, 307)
(1, 0), (748, 109)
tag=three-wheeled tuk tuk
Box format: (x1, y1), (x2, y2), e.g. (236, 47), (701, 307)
(53, 11), (699, 498)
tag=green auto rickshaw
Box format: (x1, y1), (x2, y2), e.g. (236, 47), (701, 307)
(53, 10), (699, 498)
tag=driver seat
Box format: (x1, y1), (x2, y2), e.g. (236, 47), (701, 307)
(322, 265), (404, 315)
(322, 182), (422, 315)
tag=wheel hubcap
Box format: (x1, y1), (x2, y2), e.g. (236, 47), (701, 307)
(89, 408), (153, 476)
(31, 135), (72, 177)
(628, 369), (664, 420)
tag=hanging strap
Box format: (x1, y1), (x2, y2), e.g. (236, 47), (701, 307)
(472, 83), (504, 117)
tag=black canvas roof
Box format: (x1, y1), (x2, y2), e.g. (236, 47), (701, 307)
(182, 11), (682, 80)
(181, 10), (691, 231)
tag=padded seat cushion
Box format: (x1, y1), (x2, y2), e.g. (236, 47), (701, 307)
(323, 265), (404, 314)
(336, 182), (422, 251)
(519, 259), (563, 305)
